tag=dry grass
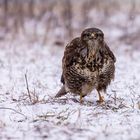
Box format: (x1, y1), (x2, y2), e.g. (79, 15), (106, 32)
(0, 0), (140, 47)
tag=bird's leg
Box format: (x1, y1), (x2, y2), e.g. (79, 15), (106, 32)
(80, 93), (83, 104)
(97, 91), (104, 103)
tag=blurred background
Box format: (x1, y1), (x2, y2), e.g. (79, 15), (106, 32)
(0, 0), (140, 51)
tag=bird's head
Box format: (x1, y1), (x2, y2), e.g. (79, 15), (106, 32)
(81, 28), (104, 48)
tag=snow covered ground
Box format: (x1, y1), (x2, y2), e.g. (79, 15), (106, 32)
(0, 34), (140, 140)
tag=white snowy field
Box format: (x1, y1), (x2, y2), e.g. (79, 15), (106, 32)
(0, 34), (140, 140)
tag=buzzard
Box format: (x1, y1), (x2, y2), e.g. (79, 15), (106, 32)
(55, 28), (116, 103)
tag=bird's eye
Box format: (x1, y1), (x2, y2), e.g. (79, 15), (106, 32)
(83, 33), (90, 37)
(87, 34), (90, 37)
(98, 33), (103, 38)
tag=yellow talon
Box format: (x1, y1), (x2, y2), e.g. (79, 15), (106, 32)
(80, 93), (83, 103)
(97, 91), (104, 103)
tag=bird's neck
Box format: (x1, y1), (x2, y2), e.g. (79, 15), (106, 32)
(88, 41), (104, 60)
(88, 42), (98, 58)
(81, 39), (104, 59)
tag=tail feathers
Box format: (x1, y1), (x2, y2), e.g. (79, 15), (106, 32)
(55, 86), (67, 98)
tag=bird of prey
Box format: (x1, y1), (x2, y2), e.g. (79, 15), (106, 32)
(55, 28), (116, 103)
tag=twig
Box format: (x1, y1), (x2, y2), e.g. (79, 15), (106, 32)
(25, 73), (32, 103)
(0, 107), (27, 119)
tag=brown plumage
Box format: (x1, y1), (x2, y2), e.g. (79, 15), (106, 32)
(55, 28), (116, 103)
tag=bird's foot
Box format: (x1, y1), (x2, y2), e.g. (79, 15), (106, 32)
(80, 97), (83, 104)
(96, 96), (104, 104)
(80, 100), (83, 104)
(80, 93), (83, 104)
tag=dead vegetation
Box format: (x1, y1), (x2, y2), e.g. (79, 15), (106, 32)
(17, 73), (47, 105)
(0, 0), (140, 49)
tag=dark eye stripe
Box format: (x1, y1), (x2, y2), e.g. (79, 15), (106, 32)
(83, 33), (90, 37)
(98, 32), (103, 36)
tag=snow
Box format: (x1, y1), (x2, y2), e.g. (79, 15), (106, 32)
(0, 11), (140, 140)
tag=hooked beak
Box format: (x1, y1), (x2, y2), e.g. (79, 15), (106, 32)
(91, 33), (97, 39)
